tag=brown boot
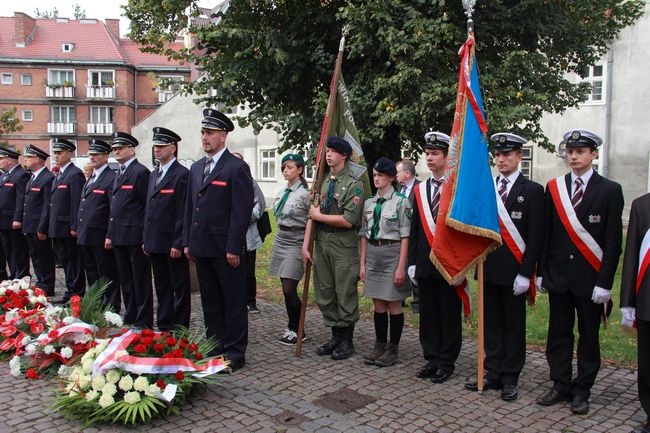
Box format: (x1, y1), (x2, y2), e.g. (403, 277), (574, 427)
(363, 341), (386, 365)
(374, 342), (398, 367)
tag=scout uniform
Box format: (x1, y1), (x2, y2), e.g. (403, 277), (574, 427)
(313, 137), (364, 360)
(537, 129), (623, 415)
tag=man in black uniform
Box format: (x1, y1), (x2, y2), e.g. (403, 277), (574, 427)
(106, 132), (152, 328)
(0, 147), (30, 280)
(620, 192), (650, 433)
(464, 133), (544, 401)
(76, 139), (119, 310)
(537, 129), (623, 415)
(21, 145), (56, 295)
(144, 127), (190, 330)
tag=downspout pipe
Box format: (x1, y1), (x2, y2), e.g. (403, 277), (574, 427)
(603, 42), (614, 178)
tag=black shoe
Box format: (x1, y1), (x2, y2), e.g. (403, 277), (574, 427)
(247, 304), (260, 314)
(570, 395), (589, 414)
(536, 389), (570, 406)
(632, 421), (650, 433)
(219, 359), (245, 374)
(501, 384), (518, 401)
(415, 363), (437, 379)
(430, 369), (453, 384)
(315, 337), (340, 356)
(464, 378), (502, 392)
(331, 339), (355, 360)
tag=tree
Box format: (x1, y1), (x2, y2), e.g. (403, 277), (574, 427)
(0, 107), (23, 147)
(124, 0), (643, 162)
(73, 4), (87, 19)
(34, 4), (86, 19)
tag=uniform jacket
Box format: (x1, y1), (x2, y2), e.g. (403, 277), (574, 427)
(107, 159), (150, 246)
(0, 165), (29, 229)
(540, 171), (623, 298)
(49, 164), (85, 238)
(407, 179), (420, 208)
(408, 179), (446, 280)
(183, 149), (254, 257)
(143, 160), (189, 255)
(620, 193), (650, 321)
(76, 166), (116, 246)
(22, 168), (54, 235)
(484, 173), (545, 285)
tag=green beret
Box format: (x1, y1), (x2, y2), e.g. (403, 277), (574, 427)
(281, 153), (305, 165)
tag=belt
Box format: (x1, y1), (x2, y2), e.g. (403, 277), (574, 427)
(367, 238), (401, 246)
(278, 225), (305, 232)
(317, 224), (356, 233)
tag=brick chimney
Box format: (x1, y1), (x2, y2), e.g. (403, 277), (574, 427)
(14, 12), (36, 48)
(105, 19), (120, 39)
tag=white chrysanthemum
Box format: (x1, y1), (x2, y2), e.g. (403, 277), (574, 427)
(9, 356), (21, 377)
(91, 375), (106, 391)
(101, 382), (117, 396)
(118, 375), (134, 391)
(79, 374), (91, 391)
(58, 364), (71, 377)
(20, 336), (30, 346)
(43, 345), (55, 355)
(145, 384), (161, 397)
(45, 305), (62, 316)
(105, 370), (121, 384)
(103, 311), (123, 327)
(25, 343), (37, 356)
(123, 391), (141, 405)
(98, 393), (115, 408)
(29, 295), (47, 304)
(62, 316), (76, 324)
(60, 346), (73, 359)
(133, 376), (149, 392)
(82, 358), (93, 374)
(85, 390), (99, 401)
(18, 276), (30, 289)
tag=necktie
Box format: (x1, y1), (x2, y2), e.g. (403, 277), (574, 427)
(275, 187), (292, 217)
(371, 197), (387, 240)
(400, 185), (407, 195)
(202, 156), (212, 183)
(119, 165), (126, 177)
(56, 170), (63, 181)
(498, 177), (508, 203)
(572, 177), (584, 209)
(84, 173), (96, 194)
(155, 166), (164, 186)
(321, 176), (336, 214)
(26, 173), (35, 189)
(430, 178), (442, 222)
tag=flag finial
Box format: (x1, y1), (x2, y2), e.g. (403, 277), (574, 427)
(462, 0), (476, 33)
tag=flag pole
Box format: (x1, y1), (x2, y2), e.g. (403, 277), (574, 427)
(295, 32), (347, 356)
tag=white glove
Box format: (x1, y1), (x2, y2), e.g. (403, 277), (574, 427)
(591, 286), (611, 304)
(535, 276), (546, 294)
(621, 307), (636, 328)
(407, 265), (417, 285)
(513, 274), (530, 296)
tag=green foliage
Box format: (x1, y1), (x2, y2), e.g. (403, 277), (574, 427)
(0, 107), (22, 147)
(124, 0), (643, 160)
(78, 278), (110, 325)
(34, 7), (60, 19)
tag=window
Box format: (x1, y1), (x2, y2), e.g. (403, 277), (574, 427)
(259, 149), (277, 180)
(21, 110), (33, 122)
(158, 75), (183, 92)
(520, 146), (533, 179)
(89, 70), (115, 87)
(62, 43), (74, 52)
(48, 69), (74, 86)
(581, 62), (606, 104)
(51, 106), (76, 123)
(20, 74), (32, 86)
(1, 73), (12, 84)
(89, 106), (114, 123)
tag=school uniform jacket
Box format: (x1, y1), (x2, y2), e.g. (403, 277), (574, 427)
(49, 164), (86, 238)
(22, 168), (55, 235)
(183, 149), (254, 257)
(143, 160), (189, 255)
(76, 167), (116, 246)
(408, 179), (446, 280)
(540, 171), (623, 298)
(0, 165), (30, 230)
(620, 193), (650, 321)
(484, 173), (545, 285)
(107, 159), (150, 246)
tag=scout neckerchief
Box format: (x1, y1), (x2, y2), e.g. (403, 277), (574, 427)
(371, 194), (388, 241)
(274, 187), (293, 217)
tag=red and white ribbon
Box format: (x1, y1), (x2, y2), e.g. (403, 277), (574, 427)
(413, 181), (437, 247)
(637, 228), (650, 294)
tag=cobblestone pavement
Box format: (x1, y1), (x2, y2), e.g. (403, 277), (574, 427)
(0, 287), (645, 433)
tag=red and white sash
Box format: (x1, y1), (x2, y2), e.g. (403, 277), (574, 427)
(548, 176), (602, 272)
(637, 228), (650, 294)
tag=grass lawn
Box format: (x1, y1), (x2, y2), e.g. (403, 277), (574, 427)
(254, 213), (638, 368)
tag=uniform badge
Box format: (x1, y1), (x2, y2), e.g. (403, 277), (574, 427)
(353, 196), (360, 205)
(517, 196), (524, 203)
(511, 211), (522, 220)
(588, 214), (601, 223)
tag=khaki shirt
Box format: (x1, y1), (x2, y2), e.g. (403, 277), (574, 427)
(273, 181), (310, 228)
(359, 189), (411, 241)
(318, 164), (364, 227)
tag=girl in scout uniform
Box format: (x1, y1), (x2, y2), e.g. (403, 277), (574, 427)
(359, 157), (411, 367)
(269, 154), (310, 345)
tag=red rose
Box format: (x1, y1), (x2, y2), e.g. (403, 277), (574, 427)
(195, 351), (203, 360)
(188, 343), (198, 352)
(178, 339), (187, 349)
(48, 330), (59, 339)
(131, 334), (141, 344)
(141, 329), (156, 338)
(133, 344), (147, 354)
(26, 368), (39, 380)
(141, 337), (154, 347)
(165, 336), (176, 347)
(0, 296), (7, 304)
(154, 343), (165, 353)
(162, 352), (174, 359)
(175, 370), (184, 381)
(156, 379), (166, 389)
(173, 349), (183, 358)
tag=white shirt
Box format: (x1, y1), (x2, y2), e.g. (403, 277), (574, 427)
(158, 157), (176, 179)
(58, 161), (73, 174)
(205, 148), (227, 175)
(31, 166), (46, 180)
(400, 177), (416, 198)
(496, 170), (520, 197)
(120, 157), (137, 171)
(91, 163), (109, 179)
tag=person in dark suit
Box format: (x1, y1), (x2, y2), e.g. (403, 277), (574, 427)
(537, 129), (623, 415)
(143, 127), (190, 331)
(396, 158), (420, 313)
(183, 109), (254, 371)
(106, 132), (152, 328)
(75, 139), (119, 311)
(464, 133), (544, 401)
(49, 138), (86, 302)
(21, 145), (56, 295)
(0, 147), (30, 280)
(408, 131), (462, 384)
(620, 192), (650, 433)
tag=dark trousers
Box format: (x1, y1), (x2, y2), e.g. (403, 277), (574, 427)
(418, 275), (462, 373)
(79, 245), (120, 312)
(0, 244), (7, 280)
(53, 237), (85, 297)
(484, 280), (526, 385)
(0, 229), (30, 279)
(639, 319), (650, 419)
(245, 249), (257, 306)
(195, 256), (248, 363)
(25, 234), (55, 294)
(546, 291), (602, 398)
(113, 245), (153, 328)
(150, 253), (191, 331)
